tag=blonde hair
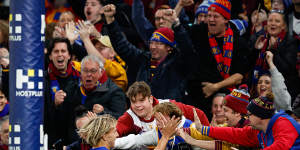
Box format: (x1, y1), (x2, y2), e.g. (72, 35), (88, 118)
(153, 102), (183, 118)
(78, 114), (116, 146)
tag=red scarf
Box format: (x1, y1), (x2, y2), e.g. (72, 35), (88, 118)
(208, 27), (234, 80)
(48, 62), (80, 101)
(48, 62), (80, 80)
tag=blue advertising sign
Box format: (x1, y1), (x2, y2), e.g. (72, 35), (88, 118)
(9, 0), (45, 149)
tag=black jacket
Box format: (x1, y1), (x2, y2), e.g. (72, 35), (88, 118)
(249, 33), (300, 100)
(44, 71), (80, 147)
(105, 21), (197, 100)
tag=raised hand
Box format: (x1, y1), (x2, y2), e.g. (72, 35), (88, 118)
(103, 4), (116, 24)
(254, 35), (267, 50)
(178, 0), (194, 7)
(160, 115), (181, 138)
(86, 111), (97, 120)
(163, 9), (179, 28)
(76, 20), (91, 41)
(65, 21), (79, 44)
(53, 26), (66, 38)
(0, 47), (9, 67)
(193, 108), (202, 131)
(155, 112), (169, 129)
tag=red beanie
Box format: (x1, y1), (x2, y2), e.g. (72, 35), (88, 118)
(208, 0), (231, 20)
(224, 84), (250, 114)
(150, 28), (176, 47)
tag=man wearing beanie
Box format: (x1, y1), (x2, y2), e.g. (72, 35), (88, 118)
(191, 93), (300, 149)
(194, 0), (214, 24)
(223, 84), (250, 128)
(183, 0), (251, 118)
(102, 4), (196, 100)
(176, 85), (253, 150)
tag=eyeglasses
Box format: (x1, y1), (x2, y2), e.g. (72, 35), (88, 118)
(155, 17), (164, 21)
(82, 68), (99, 74)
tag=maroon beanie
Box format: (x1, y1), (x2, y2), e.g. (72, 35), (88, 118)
(208, 0), (231, 20)
(224, 84), (250, 114)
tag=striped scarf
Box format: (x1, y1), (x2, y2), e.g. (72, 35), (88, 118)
(208, 27), (234, 80)
(79, 81), (102, 105)
(48, 62), (80, 101)
(253, 31), (286, 84)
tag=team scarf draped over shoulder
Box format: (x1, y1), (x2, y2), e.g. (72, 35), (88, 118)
(208, 27), (234, 80)
(48, 61), (81, 101)
(79, 81), (102, 105)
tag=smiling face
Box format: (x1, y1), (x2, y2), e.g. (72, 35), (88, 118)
(149, 41), (170, 61)
(211, 96), (226, 124)
(84, 0), (103, 24)
(155, 9), (167, 29)
(207, 9), (228, 37)
(247, 111), (263, 130)
(257, 75), (272, 97)
(224, 106), (241, 127)
(130, 94), (153, 120)
(0, 91), (7, 111)
(49, 42), (71, 72)
(267, 12), (286, 37)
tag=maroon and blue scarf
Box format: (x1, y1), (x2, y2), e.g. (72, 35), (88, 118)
(208, 27), (234, 91)
(48, 62), (80, 101)
(252, 30), (286, 84)
(79, 81), (101, 105)
(208, 27), (234, 80)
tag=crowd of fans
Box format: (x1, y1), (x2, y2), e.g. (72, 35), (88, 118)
(1, 0), (300, 149)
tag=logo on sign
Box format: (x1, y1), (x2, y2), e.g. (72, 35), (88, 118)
(15, 69), (43, 97)
(9, 14), (22, 41)
(9, 14), (45, 42)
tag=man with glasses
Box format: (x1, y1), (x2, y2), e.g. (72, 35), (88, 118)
(63, 55), (126, 147)
(102, 4), (196, 100)
(73, 55), (126, 119)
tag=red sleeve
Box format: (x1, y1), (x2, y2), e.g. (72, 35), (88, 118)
(171, 100), (210, 126)
(116, 112), (135, 137)
(209, 126), (260, 147)
(263, 117), (299, 150)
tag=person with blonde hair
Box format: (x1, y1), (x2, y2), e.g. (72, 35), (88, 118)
(78, 114), (118, 150)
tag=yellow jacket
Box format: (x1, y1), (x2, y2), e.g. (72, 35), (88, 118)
(104, 59), (128, 91)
